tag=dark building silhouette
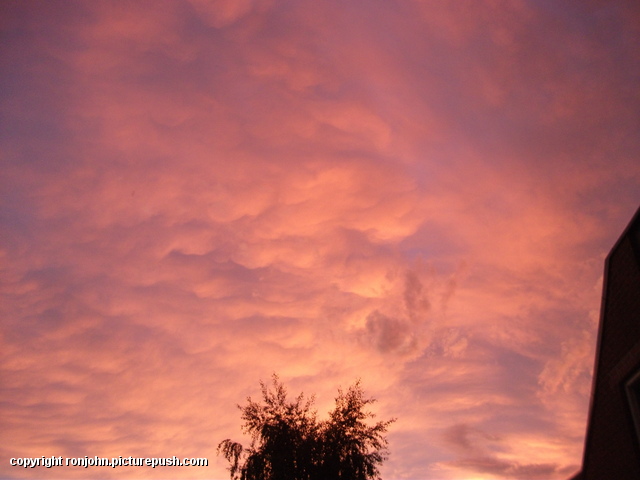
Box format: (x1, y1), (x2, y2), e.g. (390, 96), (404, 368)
(569, 206), (640, 480)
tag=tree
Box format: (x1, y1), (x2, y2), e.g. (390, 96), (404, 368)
(218, 374), (395, 480)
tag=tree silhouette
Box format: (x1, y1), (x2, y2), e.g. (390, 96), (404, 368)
(218, 374), (395, 480)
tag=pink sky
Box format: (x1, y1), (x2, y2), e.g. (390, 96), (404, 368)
(1, 1), (640, 479)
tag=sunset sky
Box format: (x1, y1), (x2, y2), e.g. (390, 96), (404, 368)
(1, 1), (640, 479)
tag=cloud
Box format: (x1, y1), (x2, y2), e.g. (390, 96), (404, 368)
(358, 267), (462, 357)
(1, 1), (640, 479)
(440, 423), (579, 479)
(365, 311), (416, 354)
(188, 0), (264, 28)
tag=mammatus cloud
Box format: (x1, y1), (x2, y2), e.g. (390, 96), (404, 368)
(1, 1), (640, 479)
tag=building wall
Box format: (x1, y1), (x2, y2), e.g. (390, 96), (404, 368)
(574, 208), (640, 480)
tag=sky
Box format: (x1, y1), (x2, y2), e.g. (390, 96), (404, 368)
(1, 1), (640, 479)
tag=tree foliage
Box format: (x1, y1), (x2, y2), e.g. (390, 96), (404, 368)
(218, 375), (395, 480)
